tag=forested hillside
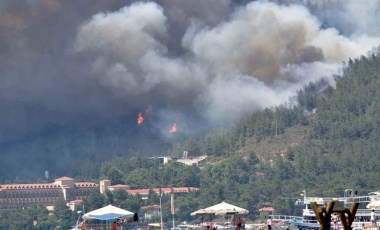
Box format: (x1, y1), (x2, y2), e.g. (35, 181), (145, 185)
(174, 54), (380, 195)
(163, 53), (380, 215)
(77, 53), (380, 220)
(296, 54), (380, 194)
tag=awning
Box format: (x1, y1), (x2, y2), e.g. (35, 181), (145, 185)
(82, 204), (134, 220)
(191, 201), (249, 216)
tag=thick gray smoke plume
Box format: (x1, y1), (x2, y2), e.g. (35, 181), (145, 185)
(74, 0), (379, 130)
(0, 0), (379, 176)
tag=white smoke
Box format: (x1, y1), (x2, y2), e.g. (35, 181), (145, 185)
(302, 0), (380, 36)
(346, 0), (380, 36)
(75, 0), (380, 132)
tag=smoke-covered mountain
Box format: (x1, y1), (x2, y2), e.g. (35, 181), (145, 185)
(0, 0), (379, 180)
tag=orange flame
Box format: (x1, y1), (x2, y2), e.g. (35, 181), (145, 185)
(137, 112), (144, 125)
(169, 123), (177, 134)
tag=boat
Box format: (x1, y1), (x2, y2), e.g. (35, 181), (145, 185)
(271, 189), (380, 230)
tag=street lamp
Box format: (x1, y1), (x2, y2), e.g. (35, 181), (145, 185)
(300, 190), (306, 202)
(74, 211), (82, 229)
(159, 192), (163, 230)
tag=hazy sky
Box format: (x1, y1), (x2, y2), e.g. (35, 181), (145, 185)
(1, 0), (379, 138)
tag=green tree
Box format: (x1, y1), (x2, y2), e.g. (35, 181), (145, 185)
(83, 190), (105, 211)
(54, 198), (73, 229)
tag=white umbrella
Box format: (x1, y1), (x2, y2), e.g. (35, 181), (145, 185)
(190, 209), (205, 216)
(191, 208), (214, 216)
(191, 201), (249, 216)
(83, 204), (134, 220)
(366, 200), (380, 209)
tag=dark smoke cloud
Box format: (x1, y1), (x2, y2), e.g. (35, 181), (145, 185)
(0, 0), (233, 136)
(0, 0), (379, 178)
(74, 0), (379, 127)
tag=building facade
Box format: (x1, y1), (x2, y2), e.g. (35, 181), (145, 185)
(0, 177), (200, 211)
(0, 177), (97, 211)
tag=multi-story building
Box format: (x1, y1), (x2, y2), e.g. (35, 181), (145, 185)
(0, 177), (200, 211)
(0, 176), (97, 211)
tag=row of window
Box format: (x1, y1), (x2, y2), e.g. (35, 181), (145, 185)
(0, 197), (59, 204)
(0, 188), (95, 199)
(0, 190), (62, 198)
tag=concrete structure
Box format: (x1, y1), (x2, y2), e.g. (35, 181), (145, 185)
(107, 184), (131, 192)
(151, 155), (208, 167)
(259, 207), (274, 219)
(176, 156), (207, 166)
(127, 187), (199, 196)
(99, 179), (112, 195)
(158, 156), (171, 165)
(100, 182), (200, 199)
(0, 177), (97, 211)
(0, 177), (200, 211)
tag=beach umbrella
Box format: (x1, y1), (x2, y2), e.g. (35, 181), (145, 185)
(82, 204), (134, 220)
(191, 201), (249, 216)
(191, 208), (214, 216)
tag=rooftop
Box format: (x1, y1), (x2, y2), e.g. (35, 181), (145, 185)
(55, 176), (74, 181)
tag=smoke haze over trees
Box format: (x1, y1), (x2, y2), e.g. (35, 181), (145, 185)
(0, 0), (379, 180)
